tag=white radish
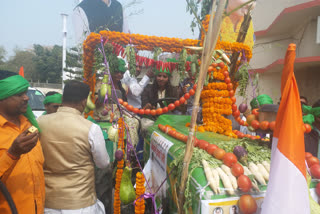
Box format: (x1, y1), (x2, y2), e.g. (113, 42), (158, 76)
(211, 168), (221, 194)
(202, 160), (218, 194)
(242, 166), (260, 192)
(220, 164), (238, 190)
(262, 161), (270, 173)
(216, 167), (234, 195)
(249, 162), (266, 185)
(257, 163), (269, 181)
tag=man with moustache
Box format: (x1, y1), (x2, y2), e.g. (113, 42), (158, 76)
(0, 70), (45, 214)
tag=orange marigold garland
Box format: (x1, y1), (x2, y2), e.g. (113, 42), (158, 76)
(135, 172), (146, 214)
(114, 117), (126, 214)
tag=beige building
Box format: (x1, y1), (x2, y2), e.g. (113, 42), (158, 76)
(250, 0), (320, 105)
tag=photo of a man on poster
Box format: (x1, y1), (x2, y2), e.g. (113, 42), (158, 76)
(73, 0), (129, 44)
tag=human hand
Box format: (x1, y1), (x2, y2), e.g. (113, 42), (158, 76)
(146, 69), (154, 78)
(8, 128), (39, 158)
(143, 103), (153, 110)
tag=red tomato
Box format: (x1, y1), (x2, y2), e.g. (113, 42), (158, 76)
(251, 120), (260, 130)
(162, 107), (168, 113)
(305, 152), (313, 159)
(307, 156), (320, 168)
(259, 121), (269, 130)
(179, 97), (186, 105)
(218, 62), (225, 69)
(168, 103), (175, 111)
(231, 104), (238, 112)
(212, 63), (218, 68)
(193, 84), (197, 90)
(223, 153), (238, 167)
(232, 110), (240, 118)
(227, 83), (233, 90)
(252, 108), (259, 116)
(229, 90), (235, 97)
(310, 164), (320, 179)
(206, 144), (218, 155)
(223, 71), (229, 77)
(240, 120), (245, 126)
(118, 98), (123, 104)
(193, 138), (199, 147)
(123, 102), (128, 107)
(208, 66), (214, 72)
(189, 89), (195, 96)
(244, 134), (251, 138)
(239, 195), (257, 214)
(174, 100), (180, 107)
(150, 109), (157, 116)
(213, 148), (226, 160)
(231, 96), (236, 104)
(238, 132), (245, 139)
(126, 105), (133, 112)
(158, 124), (164, 131)
(231, 163), (244, 177)
(198, 140), (209, 150)
(269, 121), (276, 131)
(237, 175), (252, 192)
(184, 93), (190, 100)
(316, 183), (320, 197)
(138, 109), (145, 115)
(144, 109), (150, 115)
(235, 116), (241, 123)
(304, 124), (312, 133)
(156, 108), (163, 115)
(133, 108), (139, 114)
(225, 77), (231, 84)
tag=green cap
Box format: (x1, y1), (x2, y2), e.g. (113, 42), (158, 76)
(155, 67), (171, 76)
(43, 93), (62, 105)
(250, 94), (273, 109)
(117, 58), (127, 73)
(302, 104), (320, 127)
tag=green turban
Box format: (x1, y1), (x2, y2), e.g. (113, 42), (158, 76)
(43, 93), (62, 105)
(155, 67), (171, 76)
(0, 75), (40, 131)
(250, 94), (273, 109)
(117, 58), (127, 73)
(302, 105), (320, 127)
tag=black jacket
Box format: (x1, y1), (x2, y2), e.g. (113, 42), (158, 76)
(141, 84), (180, 108)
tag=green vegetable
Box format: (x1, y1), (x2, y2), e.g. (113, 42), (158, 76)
(100, 74), (111, 98)
(120, 166), (136, 205)
(84, 92), (96, 113)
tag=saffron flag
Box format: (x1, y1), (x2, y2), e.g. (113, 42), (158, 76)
(19, 66), (24, 77)
(261, 44), (310, 213)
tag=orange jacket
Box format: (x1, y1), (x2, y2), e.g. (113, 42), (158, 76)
(0, 115), (45, 214)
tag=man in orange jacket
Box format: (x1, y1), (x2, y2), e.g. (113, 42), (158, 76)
(0, 70), (45, 214)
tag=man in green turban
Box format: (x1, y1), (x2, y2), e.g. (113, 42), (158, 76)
(304, 100), (320, 158)
(0, 70), (45, 213)
(43, 91), (62, 115)
(250, 94), (273, 109)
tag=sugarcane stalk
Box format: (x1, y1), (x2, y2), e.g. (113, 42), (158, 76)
(229, 8), (253, 80)
(177, 0), (227, 213)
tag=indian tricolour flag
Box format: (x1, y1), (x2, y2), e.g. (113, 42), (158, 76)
(261, 44), (310, 213)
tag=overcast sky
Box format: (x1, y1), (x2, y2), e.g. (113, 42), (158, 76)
(1, 0), (200, 57)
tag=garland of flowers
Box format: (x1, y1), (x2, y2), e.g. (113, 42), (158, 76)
(118, 85), (197, 116)
(135, 172), (146, 214)
(114, 118), (125, 214)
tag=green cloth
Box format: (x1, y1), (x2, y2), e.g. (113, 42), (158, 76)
(302, 105), (320, 127)
(155, 67), (171, 76)
(117, 58), (127, 73)
(43, 93), (62, 105)
(0, 75), (40, 131)
(250, 94), (273, 109)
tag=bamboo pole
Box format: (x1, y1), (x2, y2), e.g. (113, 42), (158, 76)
(177, 0), (227, 213)
(229, 9), (253, 80)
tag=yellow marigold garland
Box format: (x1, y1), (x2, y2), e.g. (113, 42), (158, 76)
(114, 118), (125, 214)
(135, 172), (146, 214)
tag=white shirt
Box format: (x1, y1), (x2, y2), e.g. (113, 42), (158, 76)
(239, 116), (256, 136)
(72, 0), (129, 45)
(44, 123), (109, 213)
(121, 70), (150, 108)
(157, 89), (166, 108)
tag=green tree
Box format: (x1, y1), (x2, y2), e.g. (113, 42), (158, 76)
(33, 44), (62, 83)
(0, 46), (6, 64)
(64, 47), (83, 80)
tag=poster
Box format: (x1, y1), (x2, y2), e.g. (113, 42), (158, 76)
(143, 131), (173, 212)
(201, 194), (265, 214)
